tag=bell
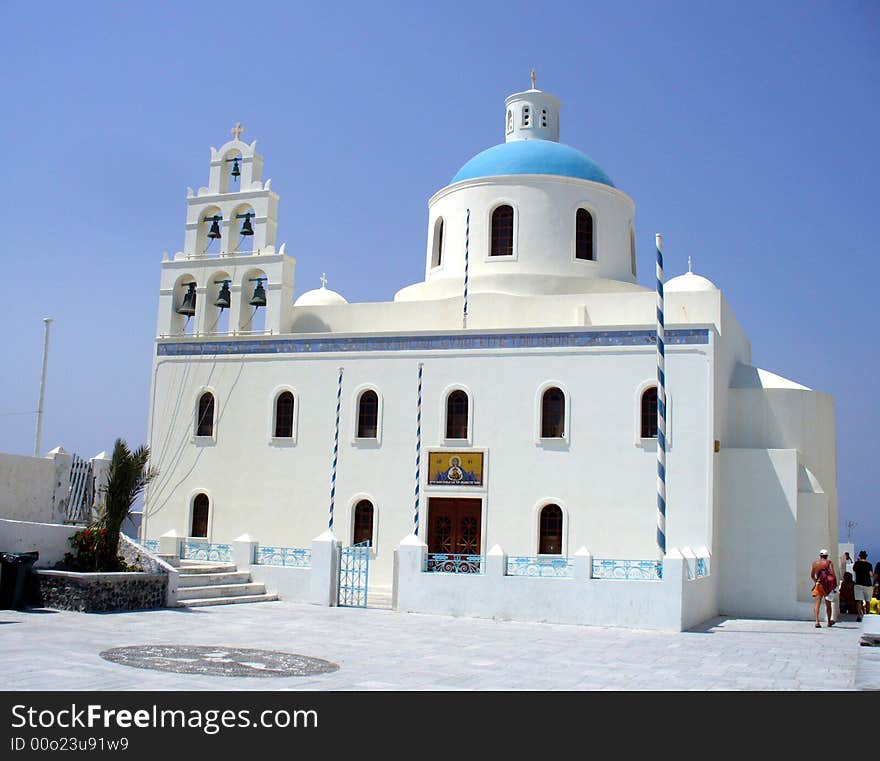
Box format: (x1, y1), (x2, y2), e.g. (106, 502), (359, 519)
(214, 280), (231, 310)
(231, 158), (241, 180)
(240, 214), (254, 237)
(207, 216), (222, 239)
(248, 279), (267, 308)
(176, 283), (197, 317)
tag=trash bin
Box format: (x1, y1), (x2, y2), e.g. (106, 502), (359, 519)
(0, 551), (39, 610)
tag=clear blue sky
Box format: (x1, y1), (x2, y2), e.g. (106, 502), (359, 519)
(2, 1), (877, 557)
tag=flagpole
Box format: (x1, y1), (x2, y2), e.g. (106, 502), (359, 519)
(328, 367), (343, 530)
(413, 363), (423, 535)
(34, 317), (53, 457)
(462, 209), (470, 329)
(655, 234), (667, 557)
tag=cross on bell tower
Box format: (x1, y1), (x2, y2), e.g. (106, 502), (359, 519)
(231, 122), (245, 140)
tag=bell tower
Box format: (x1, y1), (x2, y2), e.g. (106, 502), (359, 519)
(156, 124), (295, 338)
(504, 70), (560, 143)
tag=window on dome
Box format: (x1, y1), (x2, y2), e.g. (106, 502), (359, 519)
(506, 110), (513, 134)
(357, 390), (379, 439)
(353, 500), (374, 546)
(541, 387), (565, 438)
(575, 208), (594, 260)
(539, 504), (563, 555)
(541, 108), (548, 128)
(432, 218), (444, 268)
(274, 391), (294, 438)
(445, 390), (469, 439)
(191, 493), (209, 538)
(522, 105), (531, 127)
(196, 392), (215, 438)
(490, 205), (514, 257)
(641, 386), (658, 439)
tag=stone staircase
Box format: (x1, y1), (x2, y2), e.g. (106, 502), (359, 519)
(366, 585), (394, 610)
(175, 560), (278, 607)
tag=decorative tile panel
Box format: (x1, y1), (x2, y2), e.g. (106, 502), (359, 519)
(158, 328), (709, 357)
(180, 541), (232, 563)
(592, 558), (663, 581)
(426, 553), (483, 574)
(506, 556), (574, 578)
(254, 546), (311, 568)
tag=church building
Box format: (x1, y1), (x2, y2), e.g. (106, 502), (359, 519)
(143, 77), (837, 624)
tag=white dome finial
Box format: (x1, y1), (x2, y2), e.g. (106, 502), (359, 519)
(688, 256), (692, 273)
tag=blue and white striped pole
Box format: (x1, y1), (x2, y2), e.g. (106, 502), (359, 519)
(655, 233), (667, 557)
(328, 366), (343, 530)
(413, 362), (423, 535)
(463, 208), (470, 329)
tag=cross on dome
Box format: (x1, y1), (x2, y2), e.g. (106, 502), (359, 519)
(231, 122), (245, 140)
(320, 273), (328, 288)
(530, 68), (537, 90)
(688, 256), (693, 273)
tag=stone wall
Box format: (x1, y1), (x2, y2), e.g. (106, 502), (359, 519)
(33, 570), (167, 613)
(119, 534), (163, 573)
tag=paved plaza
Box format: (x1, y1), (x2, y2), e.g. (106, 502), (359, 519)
(0, 601), (867, 691)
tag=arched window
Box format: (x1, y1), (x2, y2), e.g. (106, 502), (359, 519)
(357, 390), (379, 439)
(641, 386), (658, 439)
(490, 205), (514, 257)
(353, 499), (374, 546)
(575, 208), (594, 260)
(539, 504), (563, 555)
(506, 110), (513, 134)
(431, 218), (444, 268)
(196, 392), (215, 437)
(445, 390), (469, 439)
(274, 391), (294, 438)
(541, 387), (565, 438)
(191, 493), (209, 538)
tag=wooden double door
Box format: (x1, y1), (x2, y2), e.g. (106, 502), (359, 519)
(427, 498), (482, 555)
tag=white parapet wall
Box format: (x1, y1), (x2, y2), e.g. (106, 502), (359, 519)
(233, 534), (313, 602)
(0, 518), (79, 568)
(395, 537), (716, 632)
(0, 453), (63, 523)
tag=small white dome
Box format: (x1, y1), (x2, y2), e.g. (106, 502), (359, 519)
(294, 285), (348, 307)
(665, 271), (718, 293)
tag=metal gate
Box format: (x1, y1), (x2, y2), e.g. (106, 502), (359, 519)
(66, 454), (94, 524)
(337, 541), (370, 607)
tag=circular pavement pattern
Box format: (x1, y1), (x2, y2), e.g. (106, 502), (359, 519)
(99, 645), (339, 678)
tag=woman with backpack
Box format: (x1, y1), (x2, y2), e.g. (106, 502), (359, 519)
(811, 549), (837, 628)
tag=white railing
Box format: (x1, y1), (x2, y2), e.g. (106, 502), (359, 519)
(157, 328), (274, 339)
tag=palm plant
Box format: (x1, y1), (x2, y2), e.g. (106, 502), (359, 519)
(93, 439), (157, 570)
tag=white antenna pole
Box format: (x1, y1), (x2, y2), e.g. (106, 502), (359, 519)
(34, 317), (53, 457)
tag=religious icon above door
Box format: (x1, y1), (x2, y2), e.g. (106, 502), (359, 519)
(428, 451), (483, 486)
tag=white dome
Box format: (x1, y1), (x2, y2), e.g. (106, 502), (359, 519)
(294, 285), (348, 307)
(665, 271), (718, 293)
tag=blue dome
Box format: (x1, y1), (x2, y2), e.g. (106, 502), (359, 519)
(451, 140), (614, 187)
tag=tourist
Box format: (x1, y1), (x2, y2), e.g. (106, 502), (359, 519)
(838, 572), (857, 617)
(843, 551), (854, 578)
(811, 549), (836, 628)
(853, 550), (873, 622)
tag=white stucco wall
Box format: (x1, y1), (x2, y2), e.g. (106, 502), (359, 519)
(0, 519), (78, 568)
(0, 453), (63, 523)
(717, 448), (824, 619)
(143, 334), (713, 587)
(395, 542), (714, 631)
